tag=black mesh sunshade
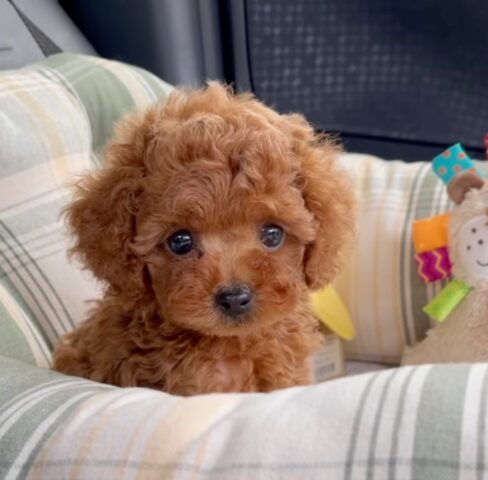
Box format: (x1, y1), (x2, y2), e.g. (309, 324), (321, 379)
(245, 0), (488, 150)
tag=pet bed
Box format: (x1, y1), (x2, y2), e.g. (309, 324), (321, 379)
(0, 53), (486, 479)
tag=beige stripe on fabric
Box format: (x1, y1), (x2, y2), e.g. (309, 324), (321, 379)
(67, 390), (157, 480)
(372, 165), (392, 358)
(372, 164), (405, 359)
(357, 157), (383, 358)
(0, 148), (90, 213)
(136, 394), (241, 480)
(337, 154), (374, 358)
(0, 73), (54, 96)
(29, 389), (126, 480)
(390, 168), (415, 354)
(1, 78), (66, 160)
(112, 399), (172, 480)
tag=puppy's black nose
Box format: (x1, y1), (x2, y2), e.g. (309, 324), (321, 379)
(215, 284), (253, 318)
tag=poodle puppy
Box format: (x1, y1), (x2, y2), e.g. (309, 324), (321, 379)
(53, 83), (356, 395)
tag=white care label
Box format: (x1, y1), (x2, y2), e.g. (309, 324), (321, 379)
(313, 334), (345, 382)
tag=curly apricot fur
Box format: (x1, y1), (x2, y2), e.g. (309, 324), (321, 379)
(53, 83), (357, 395)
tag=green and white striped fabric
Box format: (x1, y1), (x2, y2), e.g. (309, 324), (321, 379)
(335, 154), (488, 365)
(1, 355), (488, 479)
(34, 55), (173, 152)
(0, 54), (173, 366)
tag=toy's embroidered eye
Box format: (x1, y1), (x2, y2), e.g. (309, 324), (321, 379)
(260, 224), (284, 249)
(167, 230), (194, 255)
(467, 245), (471, 251)
(479, 239), (484, 245)
(472, 228), (477, 233)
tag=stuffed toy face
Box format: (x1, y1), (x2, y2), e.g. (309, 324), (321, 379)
(448, 171), (488, 288)
(458, 215), (488, 279)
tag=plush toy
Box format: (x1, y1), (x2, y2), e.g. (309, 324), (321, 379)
(402, 145), (488, 365)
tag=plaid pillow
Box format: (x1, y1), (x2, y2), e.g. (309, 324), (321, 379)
(0, 53), (173, 365)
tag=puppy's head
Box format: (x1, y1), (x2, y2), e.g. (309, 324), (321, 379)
(67, 83), (356, 336)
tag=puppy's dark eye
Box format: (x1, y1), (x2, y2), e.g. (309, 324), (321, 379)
(167, 230), (193, 255)
(260, 224), (284, 249)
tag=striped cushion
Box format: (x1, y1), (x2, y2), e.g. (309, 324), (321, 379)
(336, 154), (488, 365)
(0, 285), (50, 367)
(1, 355), (487, 479)
(0, 54), (173, 365)
(35, 55), (173, 152)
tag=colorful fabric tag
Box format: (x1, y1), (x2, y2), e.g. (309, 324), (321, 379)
(423, 279), (471, 322)
(412, 213), (450, 254)
(415, 246), (452, 283)
(432, 143), (476, 184)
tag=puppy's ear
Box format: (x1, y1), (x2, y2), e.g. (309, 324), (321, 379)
(285, 114), (357, 290)
(64, 111), (151, 295)
(447, 170), (485, 205)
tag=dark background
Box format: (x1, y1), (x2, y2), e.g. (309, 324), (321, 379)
(60, 0), (488, 161)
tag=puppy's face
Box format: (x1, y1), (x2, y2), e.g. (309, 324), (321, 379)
(66, 84), (357, 336)
(136, 156), (315, 336)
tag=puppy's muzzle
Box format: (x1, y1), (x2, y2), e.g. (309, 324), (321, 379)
(215, 283), (253, 319)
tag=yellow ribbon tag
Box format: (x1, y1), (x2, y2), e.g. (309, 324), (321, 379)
(310, 285), (355, 340)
